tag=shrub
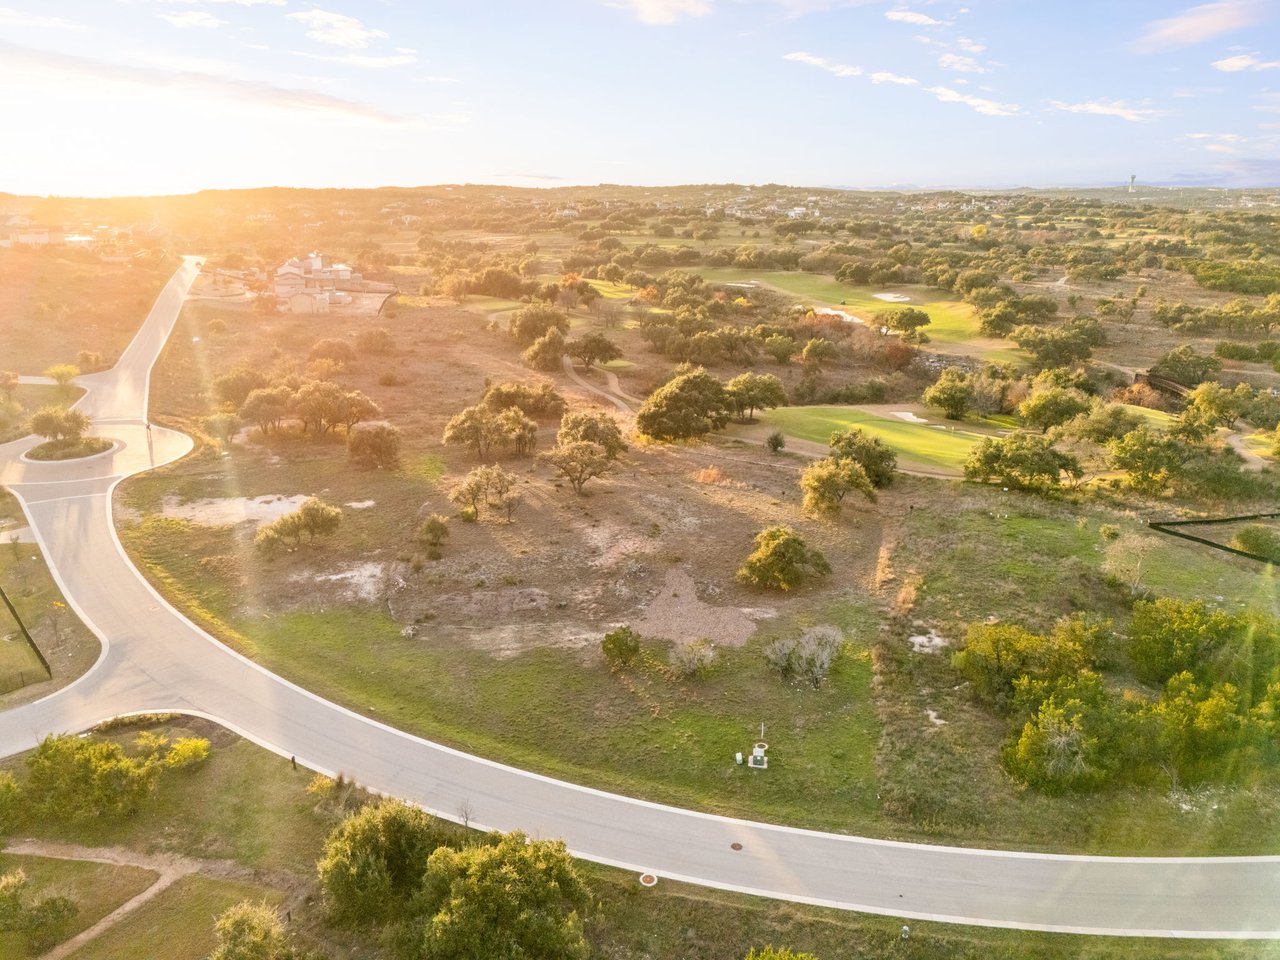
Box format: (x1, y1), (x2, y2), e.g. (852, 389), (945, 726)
(736, 526), (831, 591)
(765, 430), (785, 453)
(164, 737), (211, 770)
(348, 421), (402, 469)
(309, 338), (357, 365)
(669, 639), (715, 679)
(601, 626), (641, 666)
(357, 327), (394, 354)
(764, 626), (843, 688)
(1231, 524), (1280, 562)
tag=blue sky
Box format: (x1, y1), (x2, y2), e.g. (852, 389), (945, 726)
(0, 0), (1278, 195)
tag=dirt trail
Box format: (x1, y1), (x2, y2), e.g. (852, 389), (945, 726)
(561, 355), (632, 414)
(1227, 430), (1269, 472)
(4, 840), (199, 960)
(4, 840), (298, 960)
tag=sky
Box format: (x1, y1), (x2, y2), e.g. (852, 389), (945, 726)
(0, 0), (1278, 196)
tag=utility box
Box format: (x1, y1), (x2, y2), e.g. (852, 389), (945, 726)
(747, 742), (768, 769)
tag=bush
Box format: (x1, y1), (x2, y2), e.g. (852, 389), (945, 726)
(764, 626), (842, 688)
(669, 639), (715, 679)
(357, 327), (395, 354)
(348, 421), (402, 469)
(736, 526), (831, 591)
(765, 430), (785, 453)
(601, 626), (641, 666)
(210, 901), (288, 960)
(309, 338), (357, 365)
(164, 737), (211, 770)
(1230, 524), (1280, 562)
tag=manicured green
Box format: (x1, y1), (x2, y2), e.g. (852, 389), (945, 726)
(695, 268), (1025, 364)
(760, 406), (983, 472)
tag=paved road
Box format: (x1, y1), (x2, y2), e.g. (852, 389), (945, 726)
(2, 259), (1280, 939)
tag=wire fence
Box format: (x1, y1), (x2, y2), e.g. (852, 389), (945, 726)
(1147, 512), (1280, 565)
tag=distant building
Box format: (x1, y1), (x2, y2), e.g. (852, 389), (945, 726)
(272, 252), (357, 312)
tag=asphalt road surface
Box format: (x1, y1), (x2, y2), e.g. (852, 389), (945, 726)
(2, 258), (1278, 938)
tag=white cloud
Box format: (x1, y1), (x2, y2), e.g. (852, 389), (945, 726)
(288, 9), (388, 48)
(870, 70), (917, 85)
(1132, 1), (1266, 53)
(1049, 99), (1161, 122)
(886, 9), (942, 25)
(927, 85), (1020, 116)
(160, 11), (227, 29)
(606, 0), (711, 23)
(1212, 52), (1280, 71)
(1184, 131), (1246, 141)
(938, 52), (985, 73)
(159, 0), (285, 4)
(0, 41), (405, 122)
(0, 7), (84, 28)
(956, 36), (985, 53)
(295, 51), (418, 68)
(783, 50), (862, 77)
(415, 75), (461, 84)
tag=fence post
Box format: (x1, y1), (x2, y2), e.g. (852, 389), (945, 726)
(0, 583), (52, 678)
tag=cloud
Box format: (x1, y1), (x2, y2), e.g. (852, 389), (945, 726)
(159, 11), (227, 29)
(926, 85), (1020, 116)
(956, 36), (985, 53)
(294, 51), (418, 68)
(1212, 52), (1280, 71)
(288, 9), (388, 48)
(0, 7), (84, 28)
(938, 52), (985, 73)
(0, 41), (405, 123)
(783, 50), (862, 77)
(870, 71), (917, 85)
(885, 9), (943, 25)
(606, 0), (712, 24)
(158, 0), (284, 4)
(1132, 1), (1266, 53)
(1049, 98), (1162, 122)
(416, 75), (460, 84)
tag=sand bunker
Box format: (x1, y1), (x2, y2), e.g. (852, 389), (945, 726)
(159, 494), (309, 527)
(874, 292), (912, 302)
(813, 307), (866, 326)
(890, 411), (929, 424)
(633, 569), (773, 647)
(346, 500), (376, 510)
(908, 629), (950, 653)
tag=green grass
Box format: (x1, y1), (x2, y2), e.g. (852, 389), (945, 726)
(1121, 403), (1178, 428)
(695, 267), (1026, 365)
(1242, 431), (1275, 458)
(759, 405), (982, 471)
(0, 854), (157, 959)
(64, 875), (283, 960)
(585, 278), (634, 300)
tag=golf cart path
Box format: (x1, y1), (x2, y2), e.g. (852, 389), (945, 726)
(2, 259), (1280, 939)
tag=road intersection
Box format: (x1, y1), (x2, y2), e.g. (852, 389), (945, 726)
(2, 259), (1279, 939)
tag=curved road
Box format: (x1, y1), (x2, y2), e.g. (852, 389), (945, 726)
(2, 260), (1279, 939)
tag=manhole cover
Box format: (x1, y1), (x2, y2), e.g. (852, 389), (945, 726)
(639, 873), (658, 887)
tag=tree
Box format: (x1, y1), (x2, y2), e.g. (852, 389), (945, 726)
(335, 389), (381, 432)
(1128, 597), (1238, 686)
(922, 368), (974, 420)
(28, 406), (90, 442)
(881, 306), (932, 341)
(1148, 345), (1221, 387)
(1107, 426), (1190, 494)
(493, 406), (539, 456)
(481, 381), (566, 419)
(964, 433), (1081, 492)
(541, 441), (612, 494)
(557, 411), (627, 460)
(240, 386), (294, 435)
(724, 372), (787, 423)
(43, 364), (79, 390)
(601, 626), (641, 666)
(736, 526), (831, 592)
(0, 371), (17, 400)
(448, 465), (516, 517)
(1010, 325), (1093, 368)
(521, 328), (567, 372)
(828, 428), (897, 488)
(799, 337), (838, 366)
(318, 801), (456, 926)
(292, 380), (346, 435)
(761, 335), (796, 364)
(1018, 388), (1090, 432)
(800, 457), (875, 516)
(399, 832), (591, 960)
(635, 367), (731, 440)
(256, 498), (342, 548)
(565, 332), (622, 368)
(210, 901), (289, 960)
(348, 421), (401, 468)
(510, 303), (570, 347)
(442, 405), (500, 459)
(214, 368), (269, 407)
